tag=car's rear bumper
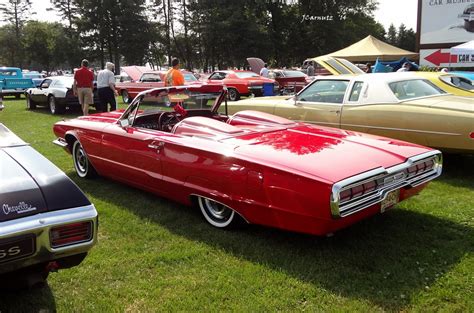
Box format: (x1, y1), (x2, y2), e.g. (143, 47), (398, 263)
(0, 204), (98, 275)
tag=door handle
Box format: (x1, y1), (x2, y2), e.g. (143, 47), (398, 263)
(329, 110), (341, 114)
(148, 141), (164, 150)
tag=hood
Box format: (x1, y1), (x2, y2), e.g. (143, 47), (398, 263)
(0, 146), (90, 222)
(247, 57), (265, 74)
(228, 124), (431, 183)
(406, 95), (474, 113)
(312, 56), (364, 75)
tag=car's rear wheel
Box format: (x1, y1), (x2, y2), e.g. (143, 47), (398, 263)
(26, 94), (37, 110)
(227, 88), (240, 101)
(49, 95), (64, 115)
(122, 90), (130, 103)
(197, 196), (242, 228)
(72, 140), (97, 178)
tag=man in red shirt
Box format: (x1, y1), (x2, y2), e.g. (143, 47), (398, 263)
(73, 59), (94, 115)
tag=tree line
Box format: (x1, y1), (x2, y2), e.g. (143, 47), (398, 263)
(0, 0), (416, 73)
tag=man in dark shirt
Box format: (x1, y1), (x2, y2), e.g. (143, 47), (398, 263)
(73, 59), (94, 115)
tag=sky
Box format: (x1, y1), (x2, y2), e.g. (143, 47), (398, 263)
(6, 0), (419, 31)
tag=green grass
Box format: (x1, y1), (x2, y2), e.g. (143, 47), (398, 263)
(0, 96), (473, 312)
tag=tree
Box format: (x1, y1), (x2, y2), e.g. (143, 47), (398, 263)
(23, 21), (67, 72)
(0, 0), (34, 67)
(386, 23), (397, 45)
(397, 24), (416, 52)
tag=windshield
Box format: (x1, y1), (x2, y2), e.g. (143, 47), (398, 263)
(439, 75), (474, 91)
(54, 77), (74, 87)
(121, 86), (225, 130)
(184, 73), (198, 81)
(24, 73), (43, 79)
(389, 79), (446, 100)
(283, 70), (306, 78)
(235, 72), (260, 79)
(141, 73), (162, 82)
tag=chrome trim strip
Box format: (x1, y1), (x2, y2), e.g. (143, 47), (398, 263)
(340, 123), (461, 136)
(0, 204), (98, 274)
(330, 150), (442, 218)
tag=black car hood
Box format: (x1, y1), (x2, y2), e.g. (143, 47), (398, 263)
(0, 146), (90, 223)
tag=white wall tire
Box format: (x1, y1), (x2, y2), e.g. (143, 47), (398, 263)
(198, 196), (238, 228)
(72, 140), (96, 178)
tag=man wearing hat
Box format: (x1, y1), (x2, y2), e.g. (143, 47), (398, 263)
(73, 59), (94, 115)
(97, 62), (118, 112)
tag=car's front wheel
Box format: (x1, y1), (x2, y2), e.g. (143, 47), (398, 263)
(197, 196), (243, 228)
(72, 140), (97, 178)
(227, 88), (240, 101)
(49, 95), (64, 115)
(26, 94), (37, 110)
(122, 90), (130, 103)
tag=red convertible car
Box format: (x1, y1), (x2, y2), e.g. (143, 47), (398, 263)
(206, 70), (278, 101)
(53, 85), (442, 236)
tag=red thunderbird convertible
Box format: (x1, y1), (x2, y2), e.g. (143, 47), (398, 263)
(53, 85), (442, 236)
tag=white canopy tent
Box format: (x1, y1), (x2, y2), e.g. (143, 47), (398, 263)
(450, 40), (474, 55)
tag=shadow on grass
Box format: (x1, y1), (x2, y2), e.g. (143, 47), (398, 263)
(0, 283), (56, 312)
(440, 154), (474, 189)
(62, 156), (473, 311)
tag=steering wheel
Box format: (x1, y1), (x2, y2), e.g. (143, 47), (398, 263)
(158, 112), (181, 132)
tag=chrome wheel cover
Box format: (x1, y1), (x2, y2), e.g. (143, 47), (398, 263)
(198, 197), (235, 228)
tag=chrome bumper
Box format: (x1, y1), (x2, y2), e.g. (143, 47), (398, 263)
(330, 150), (443, 218)
(0, 204), (98, 275)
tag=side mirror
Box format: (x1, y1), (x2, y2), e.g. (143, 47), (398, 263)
(119, 119), (129, 128)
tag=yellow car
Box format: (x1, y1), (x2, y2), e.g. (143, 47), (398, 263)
(414, 71), (473, 97)
(227, 73), (474, 153)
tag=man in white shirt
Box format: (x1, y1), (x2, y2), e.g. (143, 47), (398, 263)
(260, 63), (269, 78)
(396, 62), (411, 72)
(97, 62), (118, 112)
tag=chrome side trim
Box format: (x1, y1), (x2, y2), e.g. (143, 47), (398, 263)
(0, 204), (98, 274)
(340, 123), (461, 136)
(330, 150), (442, 218)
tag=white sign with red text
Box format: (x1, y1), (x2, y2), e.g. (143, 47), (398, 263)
(420, 48), (474, 67)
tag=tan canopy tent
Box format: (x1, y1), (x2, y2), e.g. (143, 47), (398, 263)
(324, 35), (418, 62)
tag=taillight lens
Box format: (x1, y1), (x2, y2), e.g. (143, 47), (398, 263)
(50, 221), (92, 248)
(470, 132), (474, 139)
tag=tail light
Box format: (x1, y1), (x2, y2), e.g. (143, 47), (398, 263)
(66, 88), (74, 98)
(50, 221), (93, 248)
(470, 132), (474, 139)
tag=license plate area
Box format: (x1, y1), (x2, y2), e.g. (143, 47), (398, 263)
(380, 189), (400, 213)
(0, 234), (36, 264)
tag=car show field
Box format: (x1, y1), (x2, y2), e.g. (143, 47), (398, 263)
(0, 97), (473, 311)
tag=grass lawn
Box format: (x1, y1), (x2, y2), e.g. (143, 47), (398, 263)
(0, 96), (473, 312)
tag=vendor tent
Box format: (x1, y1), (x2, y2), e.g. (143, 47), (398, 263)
(450, 40), (474, 55)
(324, 35), (418, 62)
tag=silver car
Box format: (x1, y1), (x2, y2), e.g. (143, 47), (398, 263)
(25, 76), (100, 115)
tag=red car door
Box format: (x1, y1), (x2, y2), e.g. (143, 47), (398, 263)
(99, 124), (166, 192)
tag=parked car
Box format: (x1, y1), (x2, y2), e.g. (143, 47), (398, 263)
(116, 71), (165, 103)
(415, 71), (473, 97)
(23, 72), (46, 87)
(227, 72), (474, 153)
(0, 122), (98, 289)
(52, 85), (441, 236)
(0, 67), (35, 99)
(301, 56), (365, 76)
(25, 76), (100, 114)
(206, 70), (278, 101)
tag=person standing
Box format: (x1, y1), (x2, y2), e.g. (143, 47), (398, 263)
(397, 62), (412, 72)
(260, 63), (269, 78)
(73, 59), (94, 115)
(164, 58), (185, 86)
(365, 63), (372, 73)
(97, 62), (118, 112)
(307, 62), (315, 76)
